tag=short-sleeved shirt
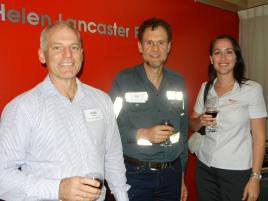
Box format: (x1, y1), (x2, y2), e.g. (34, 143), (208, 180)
(194, 79), (267, 170)
(109, 65), (188, 170)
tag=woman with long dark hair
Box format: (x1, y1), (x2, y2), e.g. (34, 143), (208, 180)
(190, 35), (267, 201)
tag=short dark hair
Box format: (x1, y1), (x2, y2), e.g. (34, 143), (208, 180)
(208, 34), (248, 86)
(138, 18), (172, 42)
(40, 21), (81, 51)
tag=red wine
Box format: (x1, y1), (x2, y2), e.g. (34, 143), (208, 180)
(205, 111), (218, 118)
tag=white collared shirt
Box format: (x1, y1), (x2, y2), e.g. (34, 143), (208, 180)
(194, 80), (267, 170)
(0, 76), (129, 201)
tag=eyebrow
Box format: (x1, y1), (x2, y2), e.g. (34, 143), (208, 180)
(213, 47), (234, 51)
(51, 42), (81, 46)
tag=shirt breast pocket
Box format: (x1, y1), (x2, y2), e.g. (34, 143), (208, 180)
(85, 119), (106, 146)
(126, 102), (154, 127)
(168, 100), (184, 114)
(222, 104), (249, 124)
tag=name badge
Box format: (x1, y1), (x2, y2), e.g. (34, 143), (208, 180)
(83, 108), (103, 122)
(125, 92), (148, 103)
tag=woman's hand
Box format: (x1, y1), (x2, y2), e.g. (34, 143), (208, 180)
(199, 113), (216, 127)
(242, 178), (260, 201)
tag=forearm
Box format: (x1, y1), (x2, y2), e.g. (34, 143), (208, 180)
(117, 109), (138, 144)
(136, 128), (150, 141)
(118, 124), (138, 144)
(0, 105), (60, 200)
(251, 118), (266, 173)
(113, 191), (129, 201)
(180, 142), (188, 170)
(0, 169), (60, 200)
(242, 118), (265, 201)
(181, 172), (185, 182)
(189, 114), (202, 132)
(105, 156), (130, 200)
(251, 135), (265, 173)
(180, 111), (188, 170)
(105, 116), (130, 199)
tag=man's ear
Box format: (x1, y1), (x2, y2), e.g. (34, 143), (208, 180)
(38, 49), (46, 64)
(167, 42), (171, 53)
(138, 41), (143, 54)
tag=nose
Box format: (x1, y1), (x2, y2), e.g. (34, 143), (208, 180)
(152, 43), (160, 51)
(63, 47), (73, 58)
(219, 52), (227, 61)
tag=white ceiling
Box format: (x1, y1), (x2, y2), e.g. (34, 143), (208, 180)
(195, 0), (268, 12)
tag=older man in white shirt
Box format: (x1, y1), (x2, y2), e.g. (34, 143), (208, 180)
(0, 22), (129, 201)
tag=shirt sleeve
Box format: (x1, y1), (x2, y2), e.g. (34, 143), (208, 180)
(0, 99), (60, 201)
(113, 191), (129, 201)
(179, 89), (188, 171)
(248, 83), (268, 118)
(193, 83), (206, 114)
(109, 75), (138, 144)
(104, 96), (130, 201)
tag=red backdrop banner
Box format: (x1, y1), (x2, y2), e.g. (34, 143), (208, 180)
(0, 0), (238, 200)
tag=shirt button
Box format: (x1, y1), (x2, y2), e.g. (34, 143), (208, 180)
(158, 110), (161, 112)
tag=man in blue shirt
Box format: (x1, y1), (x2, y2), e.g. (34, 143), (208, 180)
(110, 18), (188, 201)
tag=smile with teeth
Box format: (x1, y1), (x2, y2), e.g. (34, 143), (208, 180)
(150, 54), (161, 58)
(219, 63), (228, 67)
(61, 62), (73, 67)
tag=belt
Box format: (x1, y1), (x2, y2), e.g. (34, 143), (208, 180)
(124, 156), (178, 170)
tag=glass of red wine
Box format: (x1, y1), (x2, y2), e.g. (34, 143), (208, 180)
(205, 96), (219, 133)
(160, 119), (173, 147)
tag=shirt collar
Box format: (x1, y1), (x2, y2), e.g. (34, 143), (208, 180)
(137, 64), (168, 84)
(40, 75), (85, 102)
(210, 78), (240, 96)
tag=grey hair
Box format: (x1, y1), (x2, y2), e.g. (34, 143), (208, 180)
(40, 21), (82, 51)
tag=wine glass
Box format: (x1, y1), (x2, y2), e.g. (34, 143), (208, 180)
(204, 96), (219, 133)
(160, 119), (173, 147)
(85, 172), (104, 190)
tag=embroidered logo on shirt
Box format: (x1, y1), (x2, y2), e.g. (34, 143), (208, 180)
(228, 99), (238, 104)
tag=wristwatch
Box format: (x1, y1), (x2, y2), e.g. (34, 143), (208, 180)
(250, 172), (262, 180)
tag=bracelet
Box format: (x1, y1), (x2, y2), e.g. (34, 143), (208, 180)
(250, 172), (262, 180)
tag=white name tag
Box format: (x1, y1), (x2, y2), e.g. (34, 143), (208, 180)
(125, 92), (148, 103)
(83, 108), (103, 122)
